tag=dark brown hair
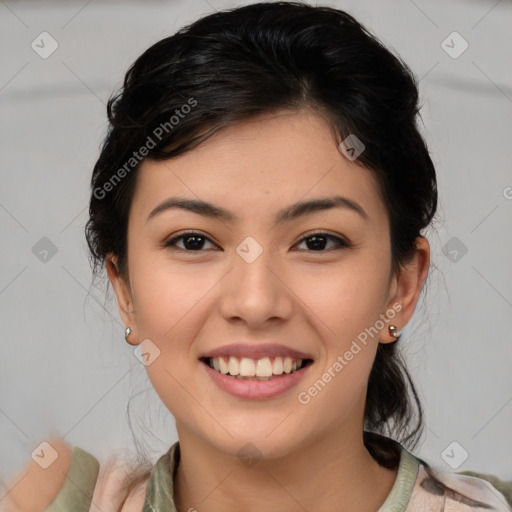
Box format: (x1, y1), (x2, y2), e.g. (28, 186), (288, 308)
(85, 1), (477, 508)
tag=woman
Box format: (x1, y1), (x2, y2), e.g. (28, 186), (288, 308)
(2, 2), (510, 511)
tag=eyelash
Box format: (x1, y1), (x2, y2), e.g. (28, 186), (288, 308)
(163, 231), (351, 252)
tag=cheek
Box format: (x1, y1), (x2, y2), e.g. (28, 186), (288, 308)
(130, 252), (213, 339)
(293, 257), (389, 407)
(294, 257), (390, 341)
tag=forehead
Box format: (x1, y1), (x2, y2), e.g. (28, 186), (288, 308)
(130, 110), (387, 227)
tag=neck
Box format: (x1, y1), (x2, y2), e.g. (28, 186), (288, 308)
(173, 426), (398, 512)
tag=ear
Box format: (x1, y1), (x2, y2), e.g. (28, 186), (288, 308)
(379, 236), (430, 344)
(105, 253), (138, 345)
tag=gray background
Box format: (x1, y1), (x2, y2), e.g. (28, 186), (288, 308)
(1, 0), (511, 484)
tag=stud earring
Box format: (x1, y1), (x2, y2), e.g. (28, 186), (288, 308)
(125, 327), (132, 343)
(388, 325), (402, 338)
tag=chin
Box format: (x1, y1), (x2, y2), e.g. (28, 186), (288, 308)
(203, 427), (306, 463)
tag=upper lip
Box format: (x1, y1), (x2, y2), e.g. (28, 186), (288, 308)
(199, 343), (314, 361)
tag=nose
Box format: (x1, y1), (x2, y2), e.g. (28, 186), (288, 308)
(218, 241), (294, 328)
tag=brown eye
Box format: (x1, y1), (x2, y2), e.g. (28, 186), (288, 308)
(164, 232), (216, 251)
(295, 233), (350, 251)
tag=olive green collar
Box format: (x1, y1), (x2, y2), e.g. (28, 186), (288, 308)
(142, 441), (180, 511)
(141, 440), (422, 512)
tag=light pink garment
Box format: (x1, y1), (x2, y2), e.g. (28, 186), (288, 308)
(87, 454), (148, 512)
(1, 441), (509, 512)
(86, 454), (510, 512)
(406, 464), (510, 511)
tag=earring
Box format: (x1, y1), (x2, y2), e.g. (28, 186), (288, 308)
(388, 325), (402, 338)
(125, 327), (132, 343)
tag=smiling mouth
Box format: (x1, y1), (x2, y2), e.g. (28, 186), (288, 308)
(199, 356), (314, 380)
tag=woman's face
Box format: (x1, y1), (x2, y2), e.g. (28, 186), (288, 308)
(108, 109), (428, 459)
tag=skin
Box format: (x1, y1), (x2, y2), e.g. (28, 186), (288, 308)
(106, 109), (430, 512)
(0, 438), (73, 511)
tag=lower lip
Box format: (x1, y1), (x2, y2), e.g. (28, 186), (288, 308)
(201, 360), (313, 400)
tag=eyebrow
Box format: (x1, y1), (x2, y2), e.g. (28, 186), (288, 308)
(146, 195), (369, 224)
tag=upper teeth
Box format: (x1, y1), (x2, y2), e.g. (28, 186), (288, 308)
(209, 356), (303, 377)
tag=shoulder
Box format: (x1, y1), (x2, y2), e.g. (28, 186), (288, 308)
(0, 438), (150, 512)
(409, 463), (511, 511)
